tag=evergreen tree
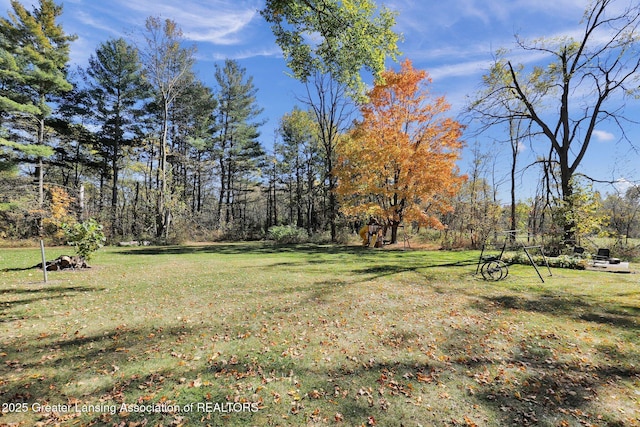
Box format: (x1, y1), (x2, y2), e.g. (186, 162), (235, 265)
(47, 67), (98, 191)
(0, 0), (76, 221)
(211, 59), (264, 230)
(85, 37), (148, 236)
(169, 79), (216, 217)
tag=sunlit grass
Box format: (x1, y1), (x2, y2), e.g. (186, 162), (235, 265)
(1, 242), (638, 426)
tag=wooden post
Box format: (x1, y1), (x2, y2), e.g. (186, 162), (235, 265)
(40, 239), (48, 283)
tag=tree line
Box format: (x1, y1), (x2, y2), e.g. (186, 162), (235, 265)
(1, 0), (639, 252)
(0, 2), (308, 242)
(0, 0), (406, 245)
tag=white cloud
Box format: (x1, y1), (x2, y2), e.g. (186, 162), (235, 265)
(614, 178), (634, 194)
(427, 58), (493, 81)
(209, 46), (282, 61)
(74, 10), (123, 35)
(593, 130), (616, 142)
(517, 140), (528, 152)
(111, 0), (261, 45)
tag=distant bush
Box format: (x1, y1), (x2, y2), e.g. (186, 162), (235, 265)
(267, 225), (308, 244)
(62, 218), (106, 261)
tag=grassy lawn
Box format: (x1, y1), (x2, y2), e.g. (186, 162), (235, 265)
(0, 242), (638, 426)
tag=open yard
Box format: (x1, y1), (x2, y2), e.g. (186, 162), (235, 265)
(0, 243), (639, 426)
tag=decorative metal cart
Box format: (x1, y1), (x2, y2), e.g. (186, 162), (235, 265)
(476, 230), (552, 283)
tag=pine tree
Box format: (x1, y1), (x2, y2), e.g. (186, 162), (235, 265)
(169, 79), (216, 216)
(0, 0), (76, 221)
(86, 37), (148, 237)
(211, 59), (264, 230)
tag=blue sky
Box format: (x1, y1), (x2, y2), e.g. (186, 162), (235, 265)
(3, 0), (639, 201)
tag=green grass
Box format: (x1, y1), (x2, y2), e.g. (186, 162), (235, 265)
(1, 242), (639, 426)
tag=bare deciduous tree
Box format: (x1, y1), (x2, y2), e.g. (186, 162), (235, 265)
(469, 0), (640, 243)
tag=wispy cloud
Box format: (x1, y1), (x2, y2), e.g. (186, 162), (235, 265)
(114, 0), (261, 45)
(209, 46), (282, 61)
(427, 59), (493, 81)
(182, 9), (258, 45)
(73, 10), (124, 36)
(593, 129), (616, 142)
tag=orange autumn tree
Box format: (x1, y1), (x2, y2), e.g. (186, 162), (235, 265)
(335, 59), (465, 244)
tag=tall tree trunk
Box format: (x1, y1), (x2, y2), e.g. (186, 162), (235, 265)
(306, 163), (315, 234)
(224, 162), (233, 224)
(273, 174), (278, 226)
(288, 177), (294, 225)
(390, 221), (399, 245)
(37, 116), (45, 235)
(558, 145), (576, 244)
(133, 181), (140, 237)
(195, 164), (202, 214)
(509, 157), (517, 243)
(111, 158), (119, 237)
(326, 155), (337, 242)
(216, 158), (226, 226)
(561, 173), (575, 244)
(157, 103), (169, 239)
(296, 160), (303, 228)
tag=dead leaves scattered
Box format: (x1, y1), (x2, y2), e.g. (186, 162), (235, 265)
(1, 266), (638, 427)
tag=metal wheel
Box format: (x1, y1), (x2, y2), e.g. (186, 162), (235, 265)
(481, 260), (508, 281)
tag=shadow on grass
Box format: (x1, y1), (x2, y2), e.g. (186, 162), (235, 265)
(483, 293), (639, 330)
(435, 314), (639, 426)
(3, 244), (636, 424)
(2, 266), (37, 272)
(0, 321), (211, 425)
(115, 242), (478, 268)
(350, 257), (477, 279)
(472, 341), (639, 425)
(115, 242), (372, 257)
(0, 285), (105, 323)
(1, 316), (399, 425)
(0, 285), (101, 295)
(116, 242), (480, 290)
(201, 321), (638, 426)
(1, 294), (637, 426)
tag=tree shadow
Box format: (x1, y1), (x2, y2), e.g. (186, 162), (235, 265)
(482, 293), (639, 330)
(3, 244), (636, 425)
(1, 289), (637, 426)
(1, 295), (68, 323)
(2, 266), (37, 272)
(115, 242), (372, 257)
(346, 257), (477, 283)
(0, 285), (105, 323)
(0, 285), (101, 295)
(471, 347), (639, 425)
(0, 321), (209, 424)
(435, 310), (639, 426)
